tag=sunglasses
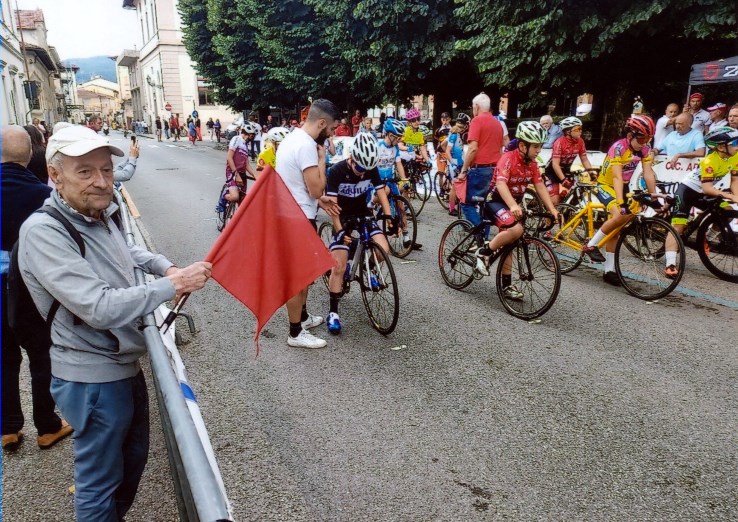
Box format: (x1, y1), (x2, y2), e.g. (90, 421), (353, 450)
(634, 133), (651, 144)
(571, 126), (583, 132)
(729, 138), (738, 147)
(407, 118), (420, 123)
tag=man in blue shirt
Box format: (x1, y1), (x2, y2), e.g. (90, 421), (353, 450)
(540, 115), (563, 149)
(653, 112), (706, 165)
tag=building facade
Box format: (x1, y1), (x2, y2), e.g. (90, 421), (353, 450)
(121, 0), (236, 131)
(1, 2), (31, 125)
(15, 9), (62, 126)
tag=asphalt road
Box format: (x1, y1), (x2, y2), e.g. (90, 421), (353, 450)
(3, 131), (737, 521)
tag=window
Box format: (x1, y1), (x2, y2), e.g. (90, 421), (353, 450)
(197, 79), (215, 106)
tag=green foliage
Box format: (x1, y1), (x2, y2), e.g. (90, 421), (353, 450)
(455, 0), (736, 104)
(179, 0), (736, 117)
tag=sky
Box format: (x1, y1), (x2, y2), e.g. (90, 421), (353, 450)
(15, 0), (139, 59)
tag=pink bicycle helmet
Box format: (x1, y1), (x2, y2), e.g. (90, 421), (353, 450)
(405, 108), (421, 121)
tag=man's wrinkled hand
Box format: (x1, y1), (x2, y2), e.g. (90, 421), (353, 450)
(167, 262), (212, 299)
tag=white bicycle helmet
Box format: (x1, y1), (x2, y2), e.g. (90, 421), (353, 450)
(350, 133), (379, 170)
(559, 117), (583, 131)
(516, 121), (548, 144)
(265, 126), (289, 143)
(242, 122), (258, 134)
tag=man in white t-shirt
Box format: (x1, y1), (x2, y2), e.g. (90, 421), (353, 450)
(275, 99), (341, 349)
(654, 103), (679, 150)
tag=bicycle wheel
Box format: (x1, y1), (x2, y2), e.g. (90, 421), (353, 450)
(696, 212), (738, 283)
(438, 219), (479, 290)
(549, 204), (585, 274)
(359, 241), (399, 335)
(383, 195), (417, 258)
(318, 222), (334, 289)
(221, 201), (238, 231)
(434, 171), (450, 210)
(615, 217), (685, 300)
(495, 238), (560, 319)
(407, 175), (428, 217)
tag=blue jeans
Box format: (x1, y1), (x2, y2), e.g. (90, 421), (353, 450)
(51, 372), (150, 522)
(461, 166), (493, 227)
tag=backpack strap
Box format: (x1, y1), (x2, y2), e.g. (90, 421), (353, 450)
(37, 206), (86, 327)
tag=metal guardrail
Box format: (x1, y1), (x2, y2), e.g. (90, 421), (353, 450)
(115, 190), (233, 522)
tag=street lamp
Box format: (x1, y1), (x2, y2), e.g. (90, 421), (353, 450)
(146, 74), (162, 126)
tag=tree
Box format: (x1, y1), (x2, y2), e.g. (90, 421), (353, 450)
(455, 0), (737, 146)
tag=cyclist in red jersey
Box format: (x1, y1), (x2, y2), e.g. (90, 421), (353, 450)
(544, 116), (594, 205)
(476, 122), (559, 298)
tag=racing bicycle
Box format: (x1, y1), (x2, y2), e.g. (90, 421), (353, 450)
(438, 209), (561, 320)
(318, 216), (400, 334)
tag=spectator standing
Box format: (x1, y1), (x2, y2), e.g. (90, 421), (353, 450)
(457, 93), (504, 227)
(19, 125), (211, 520)
(23, 125), (48, 184)
(652, 112), (706, 164)
(164, 118), (170, 140)
(155, 117), (162, 142)
(188, 119), (197, 145)
(263, 115), (274, 133)
(654, 103), (679, 150)
(335, 118), (352, 137)
(359, 117), (376, 136)
(275, 99), (342, 349)
(704, 102), (728, 133)
(1, 125), (73, 452)
(351, 109), (362, 136)
(540, 115), (562, 149)
(195, 116), (202, 141)
(214, 118), (222, 142)
(729, 104), (738, 130)
(250, 116), (263, 159)
(206, 117), (215, 141)
(87, 115), (103, 133)
(684, 93), (710, 132)
(170, 113), (180, 141)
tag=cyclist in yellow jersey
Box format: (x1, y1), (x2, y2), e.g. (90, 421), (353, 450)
(257, 127), (289, 171)
(583, 115), (661, 286)
(664, 126), (738, 278)
(399, 108), (431, 165)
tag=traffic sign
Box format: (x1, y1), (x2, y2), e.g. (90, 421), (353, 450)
(192, 110), (199, 118)
(165, 103), (172, 111)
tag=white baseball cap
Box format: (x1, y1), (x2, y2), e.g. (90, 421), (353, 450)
(46, 125), (124, 162)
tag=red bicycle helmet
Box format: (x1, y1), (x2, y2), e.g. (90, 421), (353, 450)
(625, 115), (655, 137)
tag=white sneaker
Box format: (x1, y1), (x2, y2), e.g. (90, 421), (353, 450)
(503, 285), (524, 301)
(301, 313), (324, 330)
(475, 250), (490, 276)
(287, 329), (327, 349)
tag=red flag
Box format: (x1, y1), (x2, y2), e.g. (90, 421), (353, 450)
(205, 165), (334, 351)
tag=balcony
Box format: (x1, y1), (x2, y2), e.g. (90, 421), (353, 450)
(117, 49), (139, 68)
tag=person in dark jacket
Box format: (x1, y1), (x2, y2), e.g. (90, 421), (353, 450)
(23, 124), (48, 184)
(1, 125), (72, 451)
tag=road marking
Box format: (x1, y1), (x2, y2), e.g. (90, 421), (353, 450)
(582, 263), (738, 310)
(166, 145), (178, 148)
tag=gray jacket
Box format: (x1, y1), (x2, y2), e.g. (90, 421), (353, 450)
(19, 190), (176, 383)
